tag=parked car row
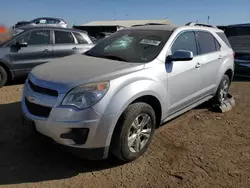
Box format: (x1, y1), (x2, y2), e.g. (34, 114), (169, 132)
(21, 22), (235, 162)
(0, 26), (94, 87)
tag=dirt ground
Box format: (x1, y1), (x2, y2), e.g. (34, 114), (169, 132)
(0, 78), (250, 188)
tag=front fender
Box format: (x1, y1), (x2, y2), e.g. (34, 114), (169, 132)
(92, 79), (168, 148)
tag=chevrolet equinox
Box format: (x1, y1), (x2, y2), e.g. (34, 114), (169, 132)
(21, 23), (234, 162)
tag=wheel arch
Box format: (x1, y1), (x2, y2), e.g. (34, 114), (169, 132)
(0, 60), (14, 81)
(224, 68), (234, 82)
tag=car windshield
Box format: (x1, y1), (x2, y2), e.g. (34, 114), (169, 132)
(85, 29), (172, 63)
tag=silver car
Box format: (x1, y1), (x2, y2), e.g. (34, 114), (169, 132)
(21, 23), (234, 162)
(14, 17), (67, 29)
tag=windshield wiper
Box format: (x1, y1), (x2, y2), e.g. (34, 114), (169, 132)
(100, 55), (128, 62)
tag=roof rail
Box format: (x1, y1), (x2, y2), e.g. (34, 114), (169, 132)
(132, 23), (167, 27)
(185, 22), (218, 29)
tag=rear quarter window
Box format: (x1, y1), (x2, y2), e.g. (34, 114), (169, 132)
(216, 32), (232, 48)
(73, 32), (88, 44)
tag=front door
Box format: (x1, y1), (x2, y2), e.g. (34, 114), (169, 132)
(10, 29), (53, 76)
(167, 31), (203, 115)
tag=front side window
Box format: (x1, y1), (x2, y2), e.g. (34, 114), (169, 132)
(196, 31), (218, 55)
(16, 30), (50, 45)
(35, 18), (47, 24)
(55, 31), (75, 44)
(171, 31), (198, 56)
(85, 30), (172, 63)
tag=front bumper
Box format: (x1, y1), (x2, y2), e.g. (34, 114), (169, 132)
(21, 78), (118, 160)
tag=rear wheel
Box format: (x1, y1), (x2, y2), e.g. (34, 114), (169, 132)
(213, 75), (230, 105)
(111, 103), (156, 162)
(0, 66), (8, 87)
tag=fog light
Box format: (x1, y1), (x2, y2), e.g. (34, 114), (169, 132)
(60, 128), (89, 145)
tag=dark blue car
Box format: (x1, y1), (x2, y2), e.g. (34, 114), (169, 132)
(223, 23), (250, 78)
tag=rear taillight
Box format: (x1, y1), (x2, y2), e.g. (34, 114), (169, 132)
(233, 52), (235, 57)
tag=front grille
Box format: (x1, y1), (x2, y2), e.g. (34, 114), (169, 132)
(28, 80), (58, 97)
(25, 97), (52, 118)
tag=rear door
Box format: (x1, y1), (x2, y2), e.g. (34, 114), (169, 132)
(195, 31), (223, 95)
(10, 29), (53, 76)
(52, 30), (80, 58)
(72, 32), (95, 52)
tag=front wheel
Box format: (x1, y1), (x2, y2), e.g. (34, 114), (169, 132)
(110, 103), (156, 162)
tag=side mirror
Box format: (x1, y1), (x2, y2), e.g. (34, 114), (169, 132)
(168, 50), (193, 62)
(16, 41), (28, 47)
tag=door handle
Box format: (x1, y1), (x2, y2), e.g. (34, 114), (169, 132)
(218, 55), (223, 59)
(43, 49), (50, 53)
(195, 62), (201, 68)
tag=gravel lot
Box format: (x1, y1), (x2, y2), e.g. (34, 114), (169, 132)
(0, 78), (250, 188)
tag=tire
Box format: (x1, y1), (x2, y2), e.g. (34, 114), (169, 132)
(110, 102), (156, 162)
(0, 66), (8, 87)
(213, 74), (230, 105)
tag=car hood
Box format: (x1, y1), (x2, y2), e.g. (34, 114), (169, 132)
(31, 54), (145, 89)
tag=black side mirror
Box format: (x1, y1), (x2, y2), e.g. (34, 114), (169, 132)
(16, 41), (28, 47)
(167, 50), (193, 62)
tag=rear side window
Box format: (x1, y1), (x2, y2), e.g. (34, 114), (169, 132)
(47, 19), (60, 24)
(54, 31), (75, 44)
(216, 32), (232, 48)
(73, 32), (88, 44)
(171, 31), (198, 56)
(196, 31), (218, 54)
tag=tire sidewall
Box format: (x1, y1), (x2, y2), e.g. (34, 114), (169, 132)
(119, 103), (156, 161)
(0, 66), (7, 87)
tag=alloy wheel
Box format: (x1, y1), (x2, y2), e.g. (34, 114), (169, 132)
(127, 113), (152, 153)
(220, 79), (229, 102)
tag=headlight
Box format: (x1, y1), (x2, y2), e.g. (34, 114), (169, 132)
(61, 82), (109, 109)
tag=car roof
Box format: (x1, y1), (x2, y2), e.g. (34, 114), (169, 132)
(124, 24), (222, 33)
(16, 26), (88, 34)
(228, 23), (250, 28)
(33, 17), (63, 21)
(124, 24), (178, 31)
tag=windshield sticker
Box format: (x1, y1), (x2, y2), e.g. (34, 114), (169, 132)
(140, 39), (161, 46)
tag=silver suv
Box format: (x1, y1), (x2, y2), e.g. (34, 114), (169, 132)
(21, 23), (234, 162)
